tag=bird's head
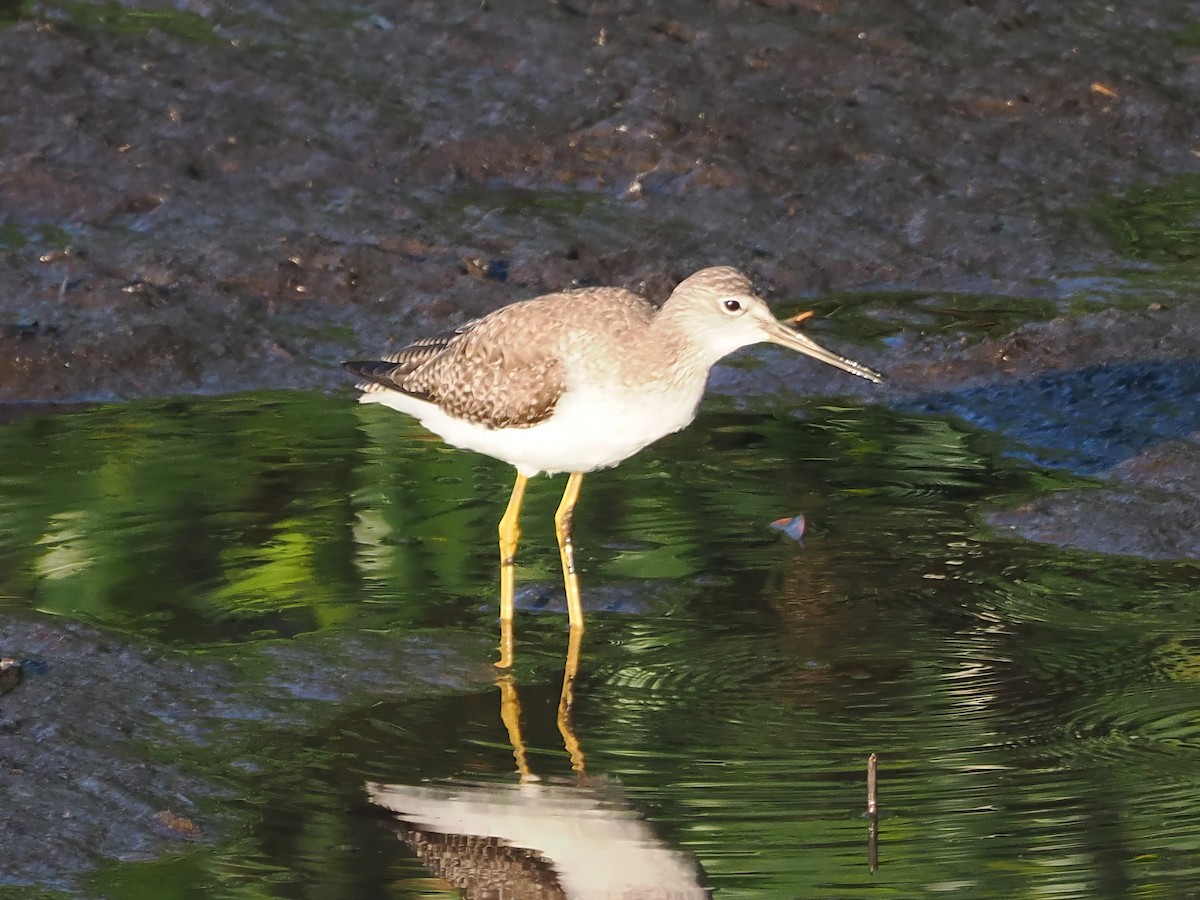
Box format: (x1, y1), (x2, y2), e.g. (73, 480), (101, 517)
(663, 267), (884, 384)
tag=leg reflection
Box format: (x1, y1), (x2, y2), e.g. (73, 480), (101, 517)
(558, 626), (586, 775)
(495, 627), (587, 780)
(496, 672), (535, 783)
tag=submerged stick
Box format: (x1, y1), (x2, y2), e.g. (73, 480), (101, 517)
(867, 752), (878, 816)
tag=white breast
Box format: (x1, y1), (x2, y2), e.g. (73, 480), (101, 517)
(361, 379), (706, 477)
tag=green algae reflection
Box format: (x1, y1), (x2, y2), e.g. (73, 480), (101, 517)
(0, 391), (1040, 646)
(0, 393), (497, 642)
(5, 392), (1200, 897)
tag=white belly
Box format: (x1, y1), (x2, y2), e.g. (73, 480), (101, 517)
(361, 381), (705, 477)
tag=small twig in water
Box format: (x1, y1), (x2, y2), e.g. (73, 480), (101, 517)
(867, 752), (878, 815)
(867, 752), (879, 874)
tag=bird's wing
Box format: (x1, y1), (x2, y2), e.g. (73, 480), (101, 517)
(344, 304), (567, 429)
(345, 286), (658, 429)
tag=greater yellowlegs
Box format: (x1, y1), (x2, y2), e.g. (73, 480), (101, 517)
(345, 267), (882, 665)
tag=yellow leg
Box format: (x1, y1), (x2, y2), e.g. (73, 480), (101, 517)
(557, 625), (586, 774)
(553, 472), (586, 632)
(496, 472), (528, 669)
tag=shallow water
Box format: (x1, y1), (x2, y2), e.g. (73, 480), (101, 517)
(3, 392), (1200, 897)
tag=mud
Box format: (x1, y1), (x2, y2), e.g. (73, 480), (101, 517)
(2, 0), (1200, 891)
(1, 0), (1198, 403)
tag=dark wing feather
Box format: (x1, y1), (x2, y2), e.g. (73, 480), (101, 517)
(343, 319), (485, 399)
(378, 318), (483, 376)
(341, 358), (428, 398)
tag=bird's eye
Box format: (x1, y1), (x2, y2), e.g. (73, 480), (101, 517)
(722, 299), (743, 314)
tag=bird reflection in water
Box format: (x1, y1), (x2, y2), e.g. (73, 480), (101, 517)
(366, 629), (711, 899)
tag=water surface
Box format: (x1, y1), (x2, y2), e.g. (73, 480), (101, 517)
(3, 393), (1199, 897)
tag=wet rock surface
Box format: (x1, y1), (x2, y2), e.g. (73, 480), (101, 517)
(989, 433), (1200, 561)
(0, 610), (489, 892)
(0, 615), (224, 891)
